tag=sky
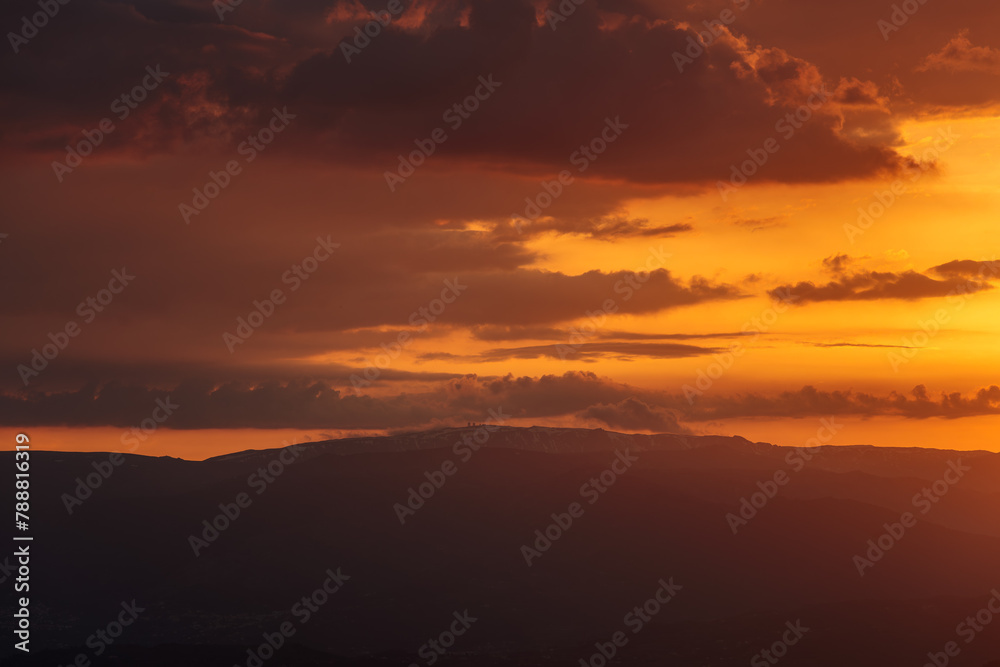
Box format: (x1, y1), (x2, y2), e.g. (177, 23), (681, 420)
(2, 0), (1000, 458)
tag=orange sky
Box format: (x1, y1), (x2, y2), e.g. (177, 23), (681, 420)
(3, 0), (1000, 456)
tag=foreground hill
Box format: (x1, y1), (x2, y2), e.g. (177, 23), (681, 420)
(5, 426), (1000, 666)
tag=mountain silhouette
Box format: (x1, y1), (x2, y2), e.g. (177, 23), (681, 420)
(5, 426), (1000, 666)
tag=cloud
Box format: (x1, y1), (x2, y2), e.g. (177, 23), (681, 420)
(6, 375), (1000, 430)
(680, 384), (1000, 421)
(821, 253), (854, 274)
(805, 342), (918, 349)
(769, 261), (1000, 304)
(0, 194), (744, 392)
(929, 258), (1000, 279)
(0, 371), (645, 429)
(477, 341), (724, 362)
(732, 217), (785, 232)
(469, 326), (748, 342)
(918, 31), (1000, 74)
(580, 397), (689, 433)
(831, 77), (888, 108)
(495, 216), (693, 242)
(0, 379), (447, 430)
(0, 0), (917, 188)
(704, 0), (1000, 108)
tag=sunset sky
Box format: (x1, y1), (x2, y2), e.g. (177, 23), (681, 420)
(2, 0), (1000, 458)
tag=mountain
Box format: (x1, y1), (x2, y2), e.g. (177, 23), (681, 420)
(5, 426), (1000, 666)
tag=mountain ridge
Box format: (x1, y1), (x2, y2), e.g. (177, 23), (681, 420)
(205, 425), (998, 462)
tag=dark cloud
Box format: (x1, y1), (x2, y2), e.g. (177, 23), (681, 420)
(806, 342), (918, 349)
(769, 262), (999, 304)
(6, 374), (1000, 430)
(0, 155), (745, 395)
(477, 341), (724, 362)
(469, 325), (748, 342)
(0, 371), (643, 429)
(732, 217), (785, 232)
(929, 258), (1000, 279)
(0, 354), (466, 394)
(580, 397), (689, 433)
(495, 216), (693, 242)
(0, 0), (917, 187)
(821, 253), (854, 274)
(274, 5), (913, 185)
(680, 384), (1000, 421)
(0, 379), (448, 430)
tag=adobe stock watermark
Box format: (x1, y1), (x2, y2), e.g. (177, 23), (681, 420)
(17, 268), (135, 386)
(234, 567), (350, 667)
(672, 0), (752, 72)
(555, 246), (672, 360)
(888, 256), (999, 372)
(11, 546), (29, 652)
(921, 589), (1000, 667)
(877, 0), (932, 41)
(750, 620), (810, 666)
(545, 0), (587, 30)
(520, 449), (638, 566)
(223, 236), (339, 353)
(726, 417), (843, 535)
(179, 107), (296, 224)
(845, 127), (958, 243)
(577, 578), (683, 667)
(718, 86), (832, 201)
(852, 458), (971, 576)
(349, 277), (467, 393)
(408, 610), (478, 667)
(393, 408), (509, 524)
(339, 0), (408, 63)
(7, 0), (70, 54)
(384, 75), (502, 191)
(61, 397), (180, 515)
(512, 116), (628, 233)
(682, 287), (798, 403)
(212, 0), (243, 20)
(188, 444), (308, 556)
(52, 65), (170, 182)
